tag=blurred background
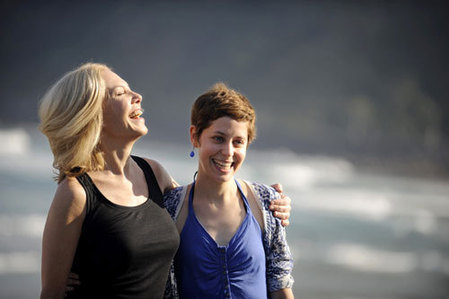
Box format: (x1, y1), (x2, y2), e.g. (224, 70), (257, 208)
(1, 0), (448, 298)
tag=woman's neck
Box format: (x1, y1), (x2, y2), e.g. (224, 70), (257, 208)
(99, 137), (136, 175)
(194, 173), (238, 204)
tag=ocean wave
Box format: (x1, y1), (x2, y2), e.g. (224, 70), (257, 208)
(327, 243), (416, 273)
(326, 243), (449, 275)
(294, 189), (392, 221)
(0, 129), (30, 156)
(0, 251), (40, 274)
(0, 214), (45, 238)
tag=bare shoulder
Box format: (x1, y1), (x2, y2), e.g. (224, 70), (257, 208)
(237, 179), (255, 201)
(55, 176), (85, 200)
(175, 184), (192, 232)
(142, 158), (177, 193)
(142, 158), (163, 172)
(51, 176), (86, 219)
(237, 179), (264, 230)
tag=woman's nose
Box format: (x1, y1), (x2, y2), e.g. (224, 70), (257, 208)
(221, 142), (234, 156)
(131, 91), (142, 104)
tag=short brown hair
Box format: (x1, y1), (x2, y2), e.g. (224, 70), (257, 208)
(191, 82), (256, 143)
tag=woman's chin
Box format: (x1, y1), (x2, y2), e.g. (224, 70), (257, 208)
(133, 121), (148, 136)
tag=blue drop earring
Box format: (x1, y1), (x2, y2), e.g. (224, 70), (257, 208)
(189, 147), (195, 158)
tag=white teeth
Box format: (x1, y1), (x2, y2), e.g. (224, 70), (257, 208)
(129, 109), (143, 119)
(213, 159), (233, 168)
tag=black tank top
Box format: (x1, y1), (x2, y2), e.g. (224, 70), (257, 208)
(69, 156), (179, 299)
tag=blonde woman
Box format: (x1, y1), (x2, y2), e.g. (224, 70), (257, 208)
(39, 63), (291, 298)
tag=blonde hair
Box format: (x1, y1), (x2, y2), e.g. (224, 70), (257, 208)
(39, 63), (109, 183)
(191, 82), (256, 143)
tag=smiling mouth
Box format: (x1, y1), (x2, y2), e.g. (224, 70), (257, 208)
(129, 109), (144, 119)
(212, 159), (234, 170)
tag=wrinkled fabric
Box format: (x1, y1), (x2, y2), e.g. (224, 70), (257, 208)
(163, 180), (294, 298)
(174, 180), (267, 298)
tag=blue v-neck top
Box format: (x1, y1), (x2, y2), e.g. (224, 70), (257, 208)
(174, 180), (267, 299)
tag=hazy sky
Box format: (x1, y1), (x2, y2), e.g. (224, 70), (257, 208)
(1, 1), (448, 164)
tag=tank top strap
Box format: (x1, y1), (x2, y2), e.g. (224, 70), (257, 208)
(76, 173), (94, 195)
(188, 182), (195, 214)
(75, 173), (96, 214)
(235, 179), (251, 215)
(131, 155), (164, 207)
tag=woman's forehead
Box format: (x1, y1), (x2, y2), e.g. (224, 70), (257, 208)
(102, 69), (128, 89)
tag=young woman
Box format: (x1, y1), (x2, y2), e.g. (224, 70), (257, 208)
(164, 83), (294, 298)
(39, 63), (291, 298)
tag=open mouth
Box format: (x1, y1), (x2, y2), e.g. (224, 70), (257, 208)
(212, 158), (234, 170)
(129, 109), (144, 119)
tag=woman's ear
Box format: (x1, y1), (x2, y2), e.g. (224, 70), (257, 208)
(189, 125), (199, 147)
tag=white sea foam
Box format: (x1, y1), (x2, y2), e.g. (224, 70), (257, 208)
(326, 243), (417, 273)
(0, 214), (46, 238)
(412, 209), (438, 235)
(0, 251), (40, 274)
(0, 147), (54, 180)
(325, 243), (449, 275)
(295, 189), (393, 221)
(0, 129), (30, 155)
(245, 149), (355, 191)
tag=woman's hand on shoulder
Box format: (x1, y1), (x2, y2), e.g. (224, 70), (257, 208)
(270, 183), (292, 227)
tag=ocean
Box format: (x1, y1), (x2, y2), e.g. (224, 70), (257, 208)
(0, 126), (448, 298)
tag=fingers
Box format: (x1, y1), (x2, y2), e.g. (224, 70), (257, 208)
(270, 205), (291, 214)
(282, 195), (292, 205)
(270, 195), (291, 227)
(66, 279), (79, 293)
(271, 183), (284, 193)
(270, 198), (292, 214)
(68, 272), (79, 280)
(66, 272), (81, 289)
(272, 194), (291, 205)
(65, 272), (80, 295)
(271, 202), (291, 221)
(67, 278), (81, 286)
(269, 184), (292, 228)
(272, 210), (290, 220)
(281, 219), (290, 227)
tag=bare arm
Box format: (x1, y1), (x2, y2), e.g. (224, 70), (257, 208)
(144, 158), (178, 194)
(40, 177), (86, 299)
(270, 288), (294, 299)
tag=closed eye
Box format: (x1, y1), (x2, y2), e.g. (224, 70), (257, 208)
(109, 86), (129, 97)
(116, 89), (126, 96)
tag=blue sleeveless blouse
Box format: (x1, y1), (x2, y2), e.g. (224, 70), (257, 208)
(174, 180), (268, 298)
